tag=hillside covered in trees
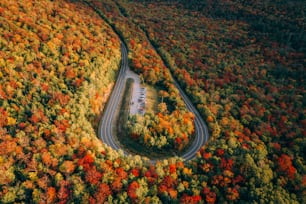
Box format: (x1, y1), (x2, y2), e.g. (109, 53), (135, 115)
(0, 0), (305, 203)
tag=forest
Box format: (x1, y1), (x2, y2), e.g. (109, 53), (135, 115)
(0, 0), (305, 203)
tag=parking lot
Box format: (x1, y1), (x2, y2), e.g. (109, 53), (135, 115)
(126, 69), (147, 115)
(130, 86), (146, 115)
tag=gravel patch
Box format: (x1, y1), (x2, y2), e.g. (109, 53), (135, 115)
(126, 69), (146, 115)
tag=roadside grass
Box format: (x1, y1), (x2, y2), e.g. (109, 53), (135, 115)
(144, 85), (158, 114)
(114, 78), (134, 143)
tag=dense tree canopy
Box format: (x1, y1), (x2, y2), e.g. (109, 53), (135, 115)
(0, 0), (304, 203)
(115, 0), (305, 202)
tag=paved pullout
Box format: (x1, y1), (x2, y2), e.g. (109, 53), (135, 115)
(99, 43), (209, 161)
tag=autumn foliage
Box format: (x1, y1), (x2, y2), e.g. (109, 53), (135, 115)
(0, 0), (304, 203)
(97, 0), (304, 203)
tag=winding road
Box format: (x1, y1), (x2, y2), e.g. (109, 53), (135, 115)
(98, 43), (209, 161)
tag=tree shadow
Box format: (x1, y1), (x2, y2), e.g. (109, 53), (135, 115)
(127, 0), (305, 52)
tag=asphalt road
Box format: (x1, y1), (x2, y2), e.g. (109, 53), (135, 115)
(99, 43), (209, 161)
(98, 44), (129, 153)
(175, 80), (209, 161)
